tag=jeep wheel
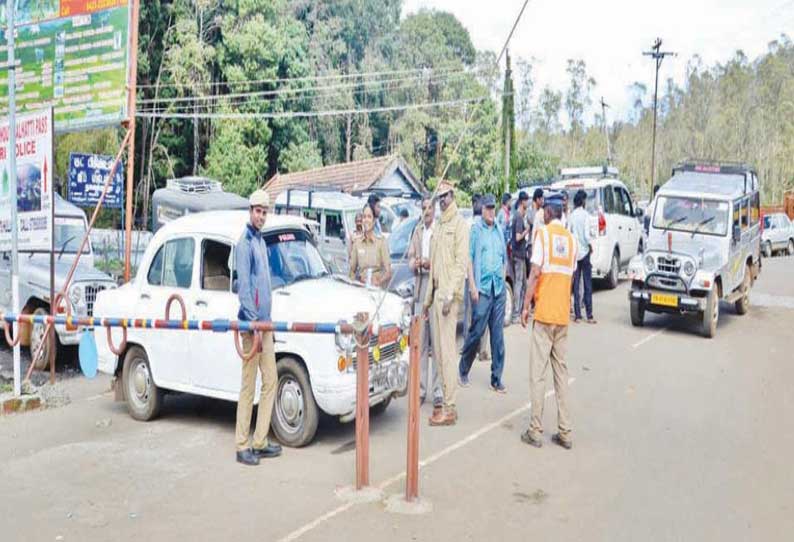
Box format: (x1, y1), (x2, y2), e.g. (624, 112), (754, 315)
(788, 239), (794, 256)
(503, 282), (514, 328)
(272, 357), (319, 448)
(605, 250), (620, 290)
(371, 396), (391, 416)
(763, 241), (773, 258)
(630, 299), (645, 327)
(122, 346), (163, 421)
(30, 307), (53, 371)
(734, 265), (751, 315)
(701, 288), (719, 339)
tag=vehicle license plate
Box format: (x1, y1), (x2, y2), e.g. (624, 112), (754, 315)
(651, 293), (678, 308)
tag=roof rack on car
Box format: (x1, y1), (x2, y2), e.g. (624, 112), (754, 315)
(672, 159), (758, 194)
(166, 177), (222, 194)
(558, 165), (619, 180)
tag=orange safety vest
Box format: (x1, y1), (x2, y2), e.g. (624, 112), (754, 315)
(534, 222), (577, 326)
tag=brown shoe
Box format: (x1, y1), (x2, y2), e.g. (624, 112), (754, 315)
(441, 407), (458, 426)
(428, 406), (445, 426)
(552, 433), (572, 449)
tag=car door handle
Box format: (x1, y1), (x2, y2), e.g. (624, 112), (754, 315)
(195, 300), (208, 307)
(140, 293), (151, 300)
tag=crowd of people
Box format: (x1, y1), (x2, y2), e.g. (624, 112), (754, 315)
(232, 182), (598, 465)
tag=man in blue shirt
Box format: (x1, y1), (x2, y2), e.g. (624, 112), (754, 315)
(569, 189), (596, 323)
(234, 189), (281, 466)
(458, 194), (508, 393)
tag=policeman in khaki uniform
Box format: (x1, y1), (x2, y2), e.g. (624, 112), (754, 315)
(520, 199), (578, 450)
(349, 205), (391, 287)
(423, 179), (469, 426)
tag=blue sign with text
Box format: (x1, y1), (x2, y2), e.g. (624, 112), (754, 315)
(67, 153), (124, 209)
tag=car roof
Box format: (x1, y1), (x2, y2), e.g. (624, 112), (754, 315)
(659, 171), (751, 199)
(551, 178), (626, 190)
(154, 210), (314, 241)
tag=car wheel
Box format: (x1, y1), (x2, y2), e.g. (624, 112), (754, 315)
(122, 345), (163, 421)
(701, 288), (719, 339)
(734, 264), (751, 315)
(788, 239), (794, 256)
(503, 282), (514, 327)
(272, 357), (319, 448)
(605, 250), (620, 290)
(762, 241), (772, 258)
(630, 299), (645, 327)
(30, 307), (53, 371)
(370, 396), (391, 416)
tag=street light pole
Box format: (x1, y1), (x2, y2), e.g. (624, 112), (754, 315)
(643, 38), (676, 198)
(600, 97), (612, 165)
(6, 0), (20, 396)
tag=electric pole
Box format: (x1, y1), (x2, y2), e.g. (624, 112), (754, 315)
(503, 49), (512, 194)
(600, 97), (612, 165)
(643, 38), (675, 197)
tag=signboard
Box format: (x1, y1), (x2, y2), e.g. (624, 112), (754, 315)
(0, 1), (130, 132)
(0, 108), (55, 252)
(67, 152), (123, 208)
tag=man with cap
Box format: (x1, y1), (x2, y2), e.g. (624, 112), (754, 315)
(458, 194), (508, 393)
(511, 191), (530, 323)
(234, 189), (282, 465)
(520, 198), (578, 450)
(423, 179), (469, 426)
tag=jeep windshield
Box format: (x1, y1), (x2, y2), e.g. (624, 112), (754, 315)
(264, 229), (329, 288)
(652, 196), (729, 236)
(54, 216), (91, 254)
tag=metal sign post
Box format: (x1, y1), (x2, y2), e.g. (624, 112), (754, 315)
(6, 0), (20, 397)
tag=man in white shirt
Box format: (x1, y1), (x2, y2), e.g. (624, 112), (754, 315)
(568, 190), (596, 323)
(408, 196), (442, 408)
(531, 188), (546, 242)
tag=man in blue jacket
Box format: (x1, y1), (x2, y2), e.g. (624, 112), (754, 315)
(234, 189), (281, 466)
(458, 194), (508, 393)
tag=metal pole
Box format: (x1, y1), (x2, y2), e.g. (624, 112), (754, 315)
(650, 58), (660, 198)
(405, 316), (421, 502)
(6, 0), (20, 397)
(354, 312), (370, 490)
(503, 49), (511, 194)
(124, 0), (140, 282)
(49, 125), (55, 384)
(600, 97), (612, 165)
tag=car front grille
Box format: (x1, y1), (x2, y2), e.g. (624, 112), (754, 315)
(84, 285), (106, 317)
(657, 256), (680, 275)
(351, 326), (401, 368)
(648, 275), (686, 292)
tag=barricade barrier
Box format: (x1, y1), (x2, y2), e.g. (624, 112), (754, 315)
(0, 305), (424, 503)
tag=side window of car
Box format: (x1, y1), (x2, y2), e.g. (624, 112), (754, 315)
(147, 245), (165, 286)
(733, 201), (741, 231)
(162, 238), (195, 288)
(751, 193), (760, 226)
(741, 197), (750, 230)
(201, 239), (232, 292)
(618, 188), (632, 216)
(324, 211), (345, 240)
(602, 186), (616, 214)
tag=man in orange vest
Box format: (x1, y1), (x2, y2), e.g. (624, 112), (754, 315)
(520, 199), (578, 450)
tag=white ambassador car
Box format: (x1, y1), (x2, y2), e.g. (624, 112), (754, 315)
(94, 211), (410, 447)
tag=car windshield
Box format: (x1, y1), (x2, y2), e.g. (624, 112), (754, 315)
(54, 216), (91, 254)
(388, 216), (419, 258)
(264, 229), (329, 288)
(652, 196), (729, 236)
(563, 188), (599, 214)
(763, 216), (774, 229)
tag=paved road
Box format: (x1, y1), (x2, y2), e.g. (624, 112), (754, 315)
(1, 257), (793, 541)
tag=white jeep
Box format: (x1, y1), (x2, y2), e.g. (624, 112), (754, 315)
(94, 211), (410, 447)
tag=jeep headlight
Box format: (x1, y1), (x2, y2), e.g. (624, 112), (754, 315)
(644, 254), (655, 272)
(69, 284), (83, 306)
(683, 261), (696, 277)
(395, 281), (414, 299)
(400, 302), (412, 332)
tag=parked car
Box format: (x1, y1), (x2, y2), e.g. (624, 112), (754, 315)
(93, 211), (411, 447)
(627, 161), (761, 338)
(0, 194), (117, 368)
(761, 212), (794, 257)
(551, 166), (643, 289)
(151, 176), (249, 233)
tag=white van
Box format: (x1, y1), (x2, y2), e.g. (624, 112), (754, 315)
(551, 167), (643, 288)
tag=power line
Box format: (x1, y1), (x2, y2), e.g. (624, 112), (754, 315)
(136, 96), (487, 120)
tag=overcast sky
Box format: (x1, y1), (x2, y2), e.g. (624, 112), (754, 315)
(403, 0), (794, 123)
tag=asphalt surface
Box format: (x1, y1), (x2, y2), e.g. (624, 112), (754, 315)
(1, 256), (793, 541)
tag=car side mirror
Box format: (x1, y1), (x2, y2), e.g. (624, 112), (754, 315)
(232, 270), (239, 293)
(634, 207), (644, 218)
(732, 225), (741, 243)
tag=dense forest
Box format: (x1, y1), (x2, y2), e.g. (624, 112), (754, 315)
(54, 0), (794, 226)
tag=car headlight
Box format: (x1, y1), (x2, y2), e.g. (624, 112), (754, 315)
(683, 261), (696, 277)
(644, 254), (655, 272)
(335, 331), (354, 354)
(69, 284), (83, 305)
(394, 280), (414, 299)
(400, 302), (412, 332)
